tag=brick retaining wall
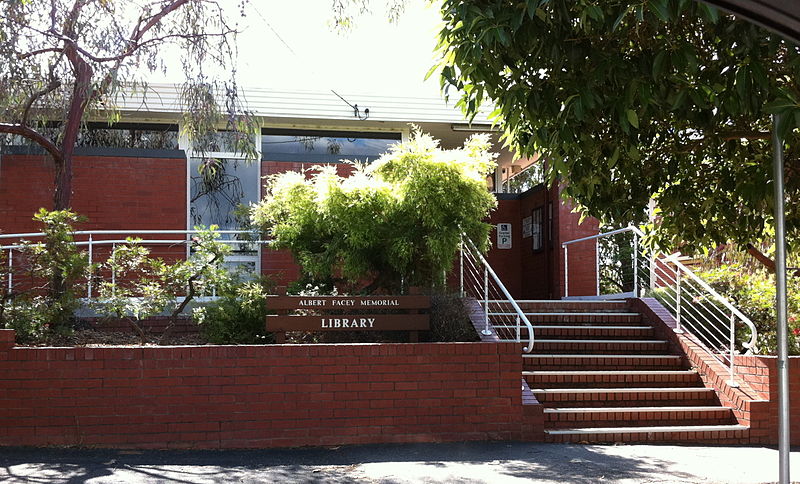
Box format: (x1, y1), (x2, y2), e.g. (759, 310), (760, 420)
(0, 329), (523, 449)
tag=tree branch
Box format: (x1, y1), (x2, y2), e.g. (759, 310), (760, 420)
(18, 47), (63, 60)
(0, 123), (64, 165)
(20, 78), (62, 125)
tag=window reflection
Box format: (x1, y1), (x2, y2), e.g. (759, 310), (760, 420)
(261, 129), (400, 162)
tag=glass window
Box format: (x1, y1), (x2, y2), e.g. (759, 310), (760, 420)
(189, 157), (259, 253)
(78, 123), (178, 150)
(532, 207), (544, 252)
(261, 129), (400, 163)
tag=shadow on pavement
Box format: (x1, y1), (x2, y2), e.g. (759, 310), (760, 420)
(0, 441), (728, 483)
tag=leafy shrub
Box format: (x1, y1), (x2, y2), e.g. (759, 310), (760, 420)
(251, 130), (497, 293)
(193, 277), (273, 344)
(92, 226), (231, 342)
(692, 263), (800, 355)
(0, 209), (90, 343)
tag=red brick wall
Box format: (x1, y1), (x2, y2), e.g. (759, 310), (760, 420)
(487, 186), (599, 300)
(485, 199), (523, 298)
(0, 154), (186, 233)
(0, 329), (523, 449)
(553, 186), (599, 298)
(733, 356), (800, 445)
(0, 154), (187, 265)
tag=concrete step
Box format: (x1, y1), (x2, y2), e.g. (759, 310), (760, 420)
(500, 325), (655, 339)
(502, 300), (631, 313)
(544, 424), (749, 444)
(544, 406), (736, 428)
(490, 312), (643, 325)
(527, 339), (669, 355)
(530, 387), (719, 406)
(523, 354), (685, 370)
(523, 370), (703, 388)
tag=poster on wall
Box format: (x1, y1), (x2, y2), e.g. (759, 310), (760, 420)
(522, 216), (532, 238)
(497, 223), (512, 249)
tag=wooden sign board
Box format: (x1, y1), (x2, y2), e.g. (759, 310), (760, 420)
(266, 295), (430, 310)
(266, 295), (431, 343)
(266, 315), (429, 331)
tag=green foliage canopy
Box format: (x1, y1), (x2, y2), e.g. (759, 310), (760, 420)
(251, 131), (497, 292)
(434, 0), (800, 253)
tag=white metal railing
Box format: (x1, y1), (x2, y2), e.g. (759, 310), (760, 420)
(460, 235), (535, 352)
(561, 226), (759, 386)
(1, 229), (269, 299)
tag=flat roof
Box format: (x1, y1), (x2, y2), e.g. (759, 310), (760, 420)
(115, 84), (494, 125)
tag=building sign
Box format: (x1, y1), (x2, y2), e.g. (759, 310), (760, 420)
(265, 295), (430, 342)
(522, 216), (532, 238)
(497, 223), (512, 249)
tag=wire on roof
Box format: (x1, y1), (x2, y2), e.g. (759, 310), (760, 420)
(251, 4), (371, 121)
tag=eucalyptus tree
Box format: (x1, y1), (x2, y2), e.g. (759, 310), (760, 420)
(432, 0), (800, 253)
(0, 0), (258, 210)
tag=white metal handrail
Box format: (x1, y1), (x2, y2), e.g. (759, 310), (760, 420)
(460, 235), (535, 352)
(561, 226), (759, 386)
(1, 229), (269, 299)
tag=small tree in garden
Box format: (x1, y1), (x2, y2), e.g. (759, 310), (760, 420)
(0, 209), (90, 341)
(92, 226), (231, 342)
(251, 130), (497, 293)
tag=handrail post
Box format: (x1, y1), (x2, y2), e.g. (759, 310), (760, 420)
(482, 264), (491, 336)
(516, 315), (521, 343)
(633, 232), (639, 297)
(729, 311), (739, 387)
(675, 266), (682, 333)
(563, 245), (569, 298)
(111, 243), (116, 298)
(6, 249), (12, 292)
(595, 238), (600, 296)
(459, 236), (464, 297)
(87, 234), (93, 298)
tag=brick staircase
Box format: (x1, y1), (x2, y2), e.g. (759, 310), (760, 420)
(491, 300), (749, 443)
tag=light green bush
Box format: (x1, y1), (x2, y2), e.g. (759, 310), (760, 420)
(251, 130), (497, 293)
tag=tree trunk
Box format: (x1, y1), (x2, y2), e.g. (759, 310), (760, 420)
(56, 50), (93, 211)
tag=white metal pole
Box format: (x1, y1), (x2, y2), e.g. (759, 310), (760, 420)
(675, 267), (682, 333)
(111, 243), (116, 297)
(6, 249), (11, 292)
(728, 311), (739, 387)
(595, 239), (600, 296)
(483, 265), (491, 336)
(772, 113), (790, 484)
(459, 237), (464, 297)
(87, 234), (93, 298)
(633, 233), (639, 297)
(563, 245), (569, 298)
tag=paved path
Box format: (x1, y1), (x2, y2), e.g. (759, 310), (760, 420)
(0, 441), (795, 483)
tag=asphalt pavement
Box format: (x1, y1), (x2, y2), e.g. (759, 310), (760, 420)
(0, 441), (796, 483)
